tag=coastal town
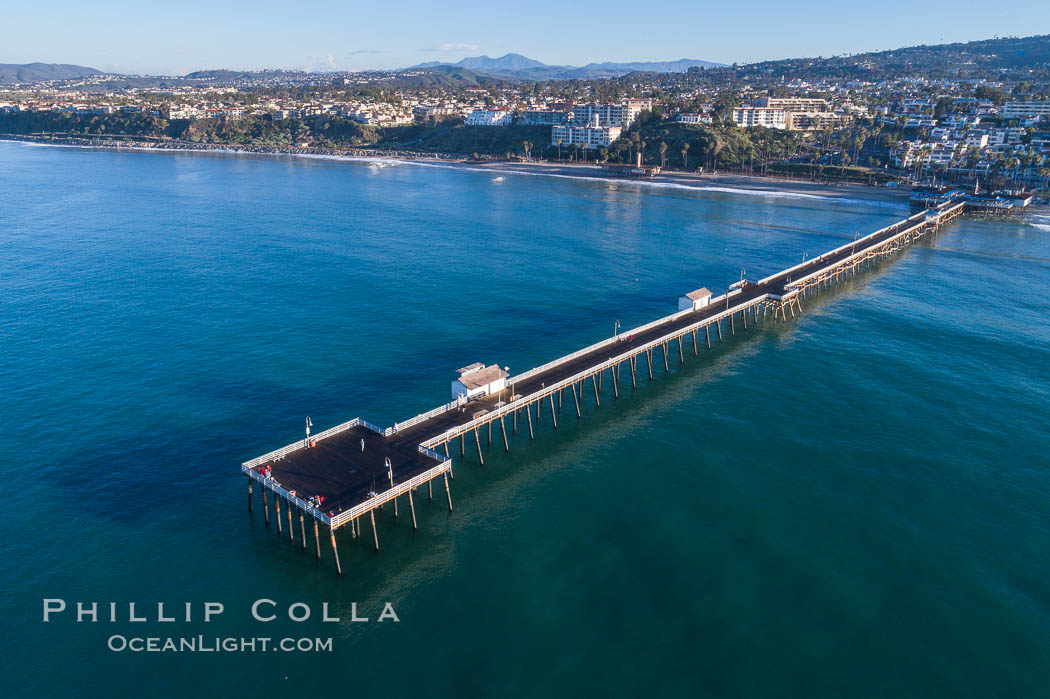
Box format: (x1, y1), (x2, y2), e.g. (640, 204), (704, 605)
(2, 35), (1049, 192)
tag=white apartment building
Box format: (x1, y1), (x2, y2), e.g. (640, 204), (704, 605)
(755, 97), (828, 112)
(676, 113), (712, 124)
(572, 99), (651, 128)
(965, 133), (989, 149)
(732, 107), (786, 129)
(929, 143), (958, 166)
(465, 109), (512, 126)
(785, 111), (847, 131)
(552, 122), (622, 149)
(1002, 100), (1050, 119)
(517, 110), (570, 126)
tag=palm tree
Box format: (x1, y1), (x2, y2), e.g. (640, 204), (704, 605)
(681, 142), (690, 170)
(659, 141), (668, 169)
(966, 148), (981, 183)
(522, 140), (532, 161)
(1007, 157), (1020, 183)
(556, 138), (562, 161)
(639, 140), (646, 164)
(915, 145), (932, 181)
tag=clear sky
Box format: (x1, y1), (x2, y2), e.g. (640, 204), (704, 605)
(2, 0), (1048, 75)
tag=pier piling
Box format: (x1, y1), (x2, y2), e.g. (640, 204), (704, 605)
(330, 528), (342, 575)
(370, 511), (379, 551)
(287, 500), (294, 541)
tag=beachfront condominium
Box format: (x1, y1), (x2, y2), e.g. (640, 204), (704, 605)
(465, 108), (513, 126)
(732, 106), (787, 129)
(750, 97), (849, 131)
(571, 98), (652, 129)
(552, 119), (623, 149)
(517, 110), (571, 126)
(1002, 100), (1050, 119)
(755, 97), (829, 112)
(785, 111), (849, 131)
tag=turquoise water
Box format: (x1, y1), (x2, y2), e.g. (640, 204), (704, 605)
(3, 141), (1049, 697)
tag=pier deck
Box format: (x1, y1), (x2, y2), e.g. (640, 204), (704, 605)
(260, 425), (441, 516)
(243, 199), (966, 572)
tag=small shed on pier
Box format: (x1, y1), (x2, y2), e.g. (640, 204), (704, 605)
(451, 363), (508, 401)
(678, 287), (713, 312)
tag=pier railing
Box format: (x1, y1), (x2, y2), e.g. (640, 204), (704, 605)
(242, 417), (361, 469)
(243, 465), (332, 526)
(510, 290), (741, 389)
(422, 292), (772, 449)
(783, 203), (963, 290)
(329, 458), (452, 529)
(389, 398), (462, 436)
(756, 209), (928, 287)
(359, 418), (385, 435)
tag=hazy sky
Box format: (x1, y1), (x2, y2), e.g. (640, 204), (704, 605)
(2, 0), (1048, 75)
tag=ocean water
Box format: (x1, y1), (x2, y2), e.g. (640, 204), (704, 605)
(2, 141), (1049, 697)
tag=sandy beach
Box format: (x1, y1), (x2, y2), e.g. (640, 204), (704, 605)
(0, 134), (911, 205)
(440, 159), (911, 203)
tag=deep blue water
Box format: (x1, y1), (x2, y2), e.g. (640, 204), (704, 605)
(3, 141), (1049, 697)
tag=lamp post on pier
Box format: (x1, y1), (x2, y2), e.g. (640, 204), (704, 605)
(499, 366), (510, 406)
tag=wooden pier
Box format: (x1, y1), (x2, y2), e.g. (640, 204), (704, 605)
(243, 198), (966, 573)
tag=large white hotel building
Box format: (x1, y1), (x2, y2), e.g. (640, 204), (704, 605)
(551, 99), (651, 149)
(731, 107), (787, 129)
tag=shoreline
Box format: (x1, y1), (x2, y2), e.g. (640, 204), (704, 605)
(0, 133), (929, 206)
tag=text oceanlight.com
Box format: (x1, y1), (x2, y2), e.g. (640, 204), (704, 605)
(107, 636), (333, 653)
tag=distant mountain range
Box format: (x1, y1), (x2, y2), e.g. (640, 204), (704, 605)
(410, 53), (723, 79)
(0, 63), (102, 84)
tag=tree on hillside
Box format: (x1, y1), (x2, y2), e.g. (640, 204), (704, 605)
(659, 141), (668, 169)
(711, 91), (738, 125)
(681, 142), (690, 170)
